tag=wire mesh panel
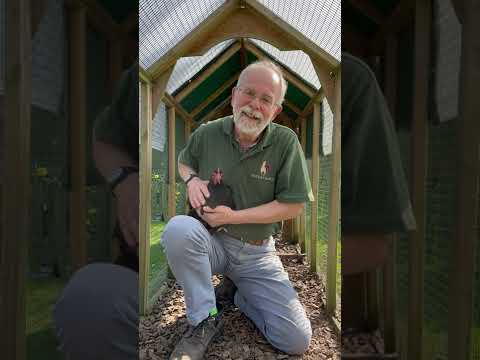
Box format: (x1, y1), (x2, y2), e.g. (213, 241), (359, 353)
(257, 0), (341, 61)
(148, 103), (189, 302)
(140, 0), (226, 69)
(473, 185), (480, 359)
(421, 121), (456, 360)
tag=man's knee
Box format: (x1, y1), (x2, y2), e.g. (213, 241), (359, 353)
(53, 263), (138, 359)
(267, 313), (312, 355)
(161, 215), (207, 254)
(272, 322), (312, 355)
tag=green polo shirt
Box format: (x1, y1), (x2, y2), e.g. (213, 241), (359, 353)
(179, 116), (314, 242)
(342, 53), (416, 233)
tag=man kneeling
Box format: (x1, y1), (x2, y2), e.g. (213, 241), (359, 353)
(162, 60), (314, 359)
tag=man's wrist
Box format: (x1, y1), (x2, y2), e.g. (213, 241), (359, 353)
(108, 166), (138, 193)
(184, 173), (199, 186)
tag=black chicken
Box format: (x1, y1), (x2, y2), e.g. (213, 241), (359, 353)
(188, 168), (235, 232)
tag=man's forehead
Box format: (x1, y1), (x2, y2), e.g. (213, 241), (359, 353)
(239, 66), (281, 91)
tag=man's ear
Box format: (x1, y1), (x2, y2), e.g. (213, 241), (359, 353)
(231, 86), (237, 107)
(272, 104), (283, 120)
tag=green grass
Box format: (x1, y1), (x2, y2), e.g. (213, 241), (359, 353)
(148, 221), (169, 298)
(26, 277), (65, 360)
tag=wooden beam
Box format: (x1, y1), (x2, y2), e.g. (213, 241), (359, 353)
(349, 0), (385, 24)
(383, 34), (399, 355)
(371, 0), (415, 53)
(301, 89), (324, 117)
(244, 40), (317, 98)
(151, 65), (174, 118)
(2, 1), (31, 358)
(149, 0), (240, 78)
(240, 38), (247, 69)
(310, 102), (320, 273)
(108, 39), (123, 96)
(139, 82), (152, 315)
(448, 0), (480, 358)
(167, 107), (177, 220)
(66, 0), (121, 39)
(184, 121), (192, 214)
(326, 72), (341, 316)
(68, 3), (88, 272)
(283, 99), (303, 116)
(148, 0), (339, 87)
(163, 93), (193, 124)
(313, 62), (337, 114)
(120, 10), (138, 34)
(190, 73), (239, 118)
(197, 96), (232, 125)
(408, 1), (430, 358)
(244, 0), (338, 70)
(174, 42), (241, 102)
(299, 117), (307, 254)
(140, 67), (152, 84)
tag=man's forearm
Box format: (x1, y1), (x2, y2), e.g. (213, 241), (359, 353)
(93, 140), (137, 180)
(178, 161), (197, 182)
(231, 200), (304, 225)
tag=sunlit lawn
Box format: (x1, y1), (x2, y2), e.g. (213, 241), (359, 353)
(27, 277), (65, 360)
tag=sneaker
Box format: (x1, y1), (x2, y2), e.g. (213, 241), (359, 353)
(215, 276), (237, 305)
(169, 306), (224, 360)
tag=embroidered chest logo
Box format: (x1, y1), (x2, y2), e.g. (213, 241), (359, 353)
(260, 160), (271, 176)
(251, 160), (274, 181)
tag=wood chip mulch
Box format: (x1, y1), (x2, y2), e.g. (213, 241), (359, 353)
(140, 234), (340, 359)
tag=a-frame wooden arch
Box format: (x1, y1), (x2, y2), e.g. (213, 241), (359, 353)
(139, 0), (341, 315)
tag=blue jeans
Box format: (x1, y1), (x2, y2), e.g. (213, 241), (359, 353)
(53, 263), (138, 360)
(161, 215), (312, 355)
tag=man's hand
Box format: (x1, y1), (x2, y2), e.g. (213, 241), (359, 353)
(187, 177), (210, 209)
(200, 205), (235, 228)
(114, 173), (139, 249)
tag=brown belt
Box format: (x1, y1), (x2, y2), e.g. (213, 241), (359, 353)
(216, 227), (269, 246)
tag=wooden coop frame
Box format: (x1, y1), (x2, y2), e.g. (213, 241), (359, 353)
(1, 1), (137, 359)
(139, 0), (341, 318)
(344, 0), (480, 358)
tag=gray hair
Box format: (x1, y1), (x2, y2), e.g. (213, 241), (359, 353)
(237, 60), (288, 105)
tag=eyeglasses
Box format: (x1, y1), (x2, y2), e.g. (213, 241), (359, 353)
(236, 87), (278, 108)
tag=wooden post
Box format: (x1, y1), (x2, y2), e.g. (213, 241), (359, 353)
(409, 0), (431, 358)
(184, 120), (192, 214)
(310, 102), (320, 273)
(168, 106), (176, 219)
(108, 38), (123, 96)
(69, 3), (87, 271)
(1, 1), (31, 359)
(299, 117), (307, 253)
(139, 81), (152, 315)
(448, 0), (480, 358)
(384, 34), (399, 354)
(326, 71), (341, 315)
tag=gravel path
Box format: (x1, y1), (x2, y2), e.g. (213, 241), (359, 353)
(140, 236), (341, 359)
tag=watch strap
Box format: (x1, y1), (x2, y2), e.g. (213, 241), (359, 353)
(109, 166), (138, 192)
(184, 173), (199, 186)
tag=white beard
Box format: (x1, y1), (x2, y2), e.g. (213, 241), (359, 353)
(233, 105), (270, 137)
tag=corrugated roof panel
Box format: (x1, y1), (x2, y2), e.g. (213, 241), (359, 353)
(0, 0), (4, 94)
(322, 97), (333, 155)
(140, 0), (341, 71)
(140, 0), (226, 69)
(166, 39), (235, 94)
(251, 39), (321, 90)
(258, 0), (341, 61)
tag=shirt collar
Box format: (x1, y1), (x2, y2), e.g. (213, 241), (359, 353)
(222, 116), (274, 149)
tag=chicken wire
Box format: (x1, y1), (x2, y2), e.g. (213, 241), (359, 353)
(140, 0), (341, 94)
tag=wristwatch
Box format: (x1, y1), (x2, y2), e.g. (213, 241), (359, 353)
(108, 166), (138, 192)
(184, 173), (199, 186)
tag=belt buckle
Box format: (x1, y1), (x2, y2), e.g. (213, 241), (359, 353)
(248, 238), (267, 246)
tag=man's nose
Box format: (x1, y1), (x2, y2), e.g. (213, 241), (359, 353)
(249, 96), (261, 109)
